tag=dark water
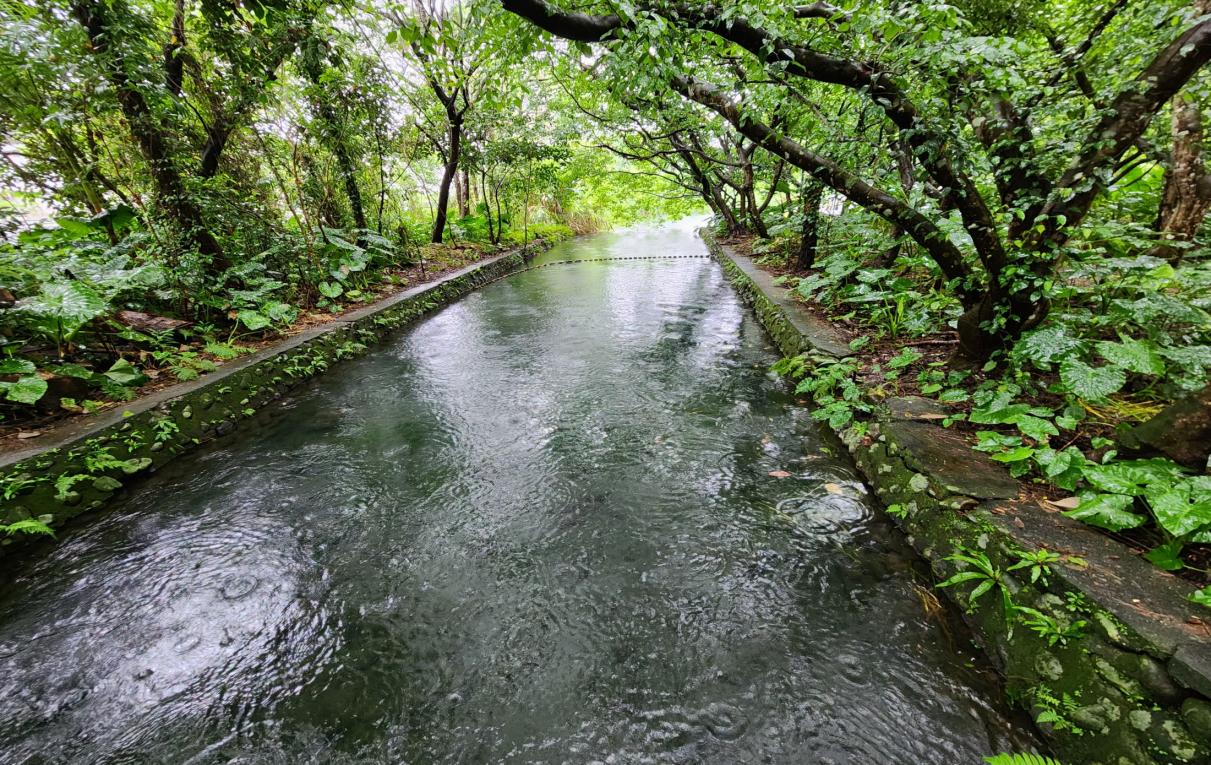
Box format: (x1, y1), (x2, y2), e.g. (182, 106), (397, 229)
(0, 222), (1038, 763)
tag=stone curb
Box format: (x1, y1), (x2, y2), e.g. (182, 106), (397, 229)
(0, 245), (545, 554)
(703, 229), (1211, 765)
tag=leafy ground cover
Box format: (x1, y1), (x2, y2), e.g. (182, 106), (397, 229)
(730, 210), (1211, 606)
(0, 214), (572, 445)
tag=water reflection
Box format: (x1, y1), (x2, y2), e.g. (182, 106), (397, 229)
(0, 220), (1037, 763)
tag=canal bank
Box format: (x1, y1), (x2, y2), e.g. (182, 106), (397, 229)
(0, 222), (1039, 763)
(703, 228), (1211, 765)
(0, 244), (549, 548)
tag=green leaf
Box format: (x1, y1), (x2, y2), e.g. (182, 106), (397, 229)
(205, 341), (240, 360)
(50, 363), (94, 380)
(91, 204), (136, 231)
(237, 310), (272, 331)
(1034, 446), (1085, 491)
(970, 402), (1033, 425)
(1059, 358), (1125, 402)
(1096, 338), (1165, 376)
(263, 301), (297, 324)
(318, 280), (344, 299)
(938, 388), (969, 402)
(1146, 486), (1211, 538)
(991, 446), (1035, 462)
(983, 750), (1065, 764)
(1016, 415), (1058, 443)
(3, 375), (47, 404)
(1064, 493), (1146, 531)
(103, 359), (147, 387)
(1016, 326), (1084, 364)
(886, 348), (922, 369)
(55, 216), (97, 236)
(1144, 539), (1186, 571)
(0, 518), (54, 537)
(0, 359), (36, 375)
(937, 570), (989, 588)
(1082, 459), (1186, 496)
(17, 281), (107, 339)
(1191, 586), (1211, 610)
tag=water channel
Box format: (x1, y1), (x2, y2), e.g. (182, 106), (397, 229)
(0, 221), (1039, 763)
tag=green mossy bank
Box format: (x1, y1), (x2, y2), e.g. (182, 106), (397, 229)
(704, 229), (1211, 765)
(0, 245), (548, 554)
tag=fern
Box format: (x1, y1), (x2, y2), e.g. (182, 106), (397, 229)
(0, 518), (55, 537)
(984, 754), (1065, 765)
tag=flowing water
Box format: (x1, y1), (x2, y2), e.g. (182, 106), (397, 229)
(0, 221), (1039, 763)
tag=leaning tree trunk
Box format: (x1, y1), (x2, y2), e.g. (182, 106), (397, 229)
(1152, 95), (1211, 262)
(795, 181), (824, 271)
(72, 0), (229, 272)
(432, 119), (462, 244)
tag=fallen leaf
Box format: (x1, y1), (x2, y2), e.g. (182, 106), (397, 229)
(1013, 517), (1025, 529)
(16, 431), (41, 439)
(824, 482), (843, 494)
(1043, 496), (1081, 511)
(768, 470), (793, 478)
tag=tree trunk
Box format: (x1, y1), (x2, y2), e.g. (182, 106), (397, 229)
(301, 41), (367, 239)
(481, 169), (496, 244)
(432, 119), (462, 243)
(795, 181), (824, 271)
(163, 0), (185, 96)
(1152, 95), (1211, 261)
(956, 287), (1050, 360)
(738, 148), (768, 236)
(334, 140), (367, 236)
(456, 167), (470, 217)
(72, 0), (229, 272)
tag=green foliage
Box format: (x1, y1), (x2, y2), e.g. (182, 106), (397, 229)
(1191, 586), (1211, 609)
(0, 518), (54, 537)
(1028, 686), (1085, 736)
(984, 753), (1066, 765)
(937, 548), (1014, 620)
(772, 354), (873, 432)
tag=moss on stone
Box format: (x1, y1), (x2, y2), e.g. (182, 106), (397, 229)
(704, 231), (1211, 765)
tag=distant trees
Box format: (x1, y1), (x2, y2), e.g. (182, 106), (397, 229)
(501, 0), (1211, 358)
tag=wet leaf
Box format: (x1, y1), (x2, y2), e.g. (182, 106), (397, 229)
(1063, 493), (1146, 531)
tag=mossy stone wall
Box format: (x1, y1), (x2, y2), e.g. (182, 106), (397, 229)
(704, 229), (1211, 765)
(0, 250), (529, 554)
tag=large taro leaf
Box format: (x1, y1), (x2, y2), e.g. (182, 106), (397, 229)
(0, 375), (48, 404)
(17, 281), (107, 339)
(1096, 337), (1166, 376)
(1064, 492), (1146, 531)
(1059, 357), (1125, 402)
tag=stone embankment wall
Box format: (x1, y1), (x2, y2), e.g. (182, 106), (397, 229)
(704, 230), (1211, 765)
(0, 249), (533, 552)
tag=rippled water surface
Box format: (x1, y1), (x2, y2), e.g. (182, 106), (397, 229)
(0, 222), (1038, 763)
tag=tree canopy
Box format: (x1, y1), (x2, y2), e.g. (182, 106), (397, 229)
(2, 0), (1211, 594)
